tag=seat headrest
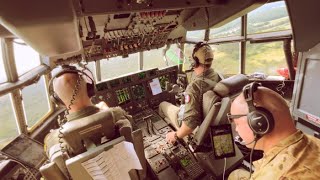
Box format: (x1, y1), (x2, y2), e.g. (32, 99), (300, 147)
(213, 74), (249, 97)
(62, 109), (116, 155)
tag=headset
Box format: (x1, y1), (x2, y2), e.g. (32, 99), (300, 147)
(243, 82), (275, 136)
(191, 42), (212, 68)
(48, 65), (96, 107)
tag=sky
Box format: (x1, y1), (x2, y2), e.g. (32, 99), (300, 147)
(0, 41), (40, 83)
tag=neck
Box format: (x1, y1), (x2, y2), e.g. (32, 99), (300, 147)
(194, 65), (206, 75)
(260, 128), (297, 153)
(68, 98), (93, 113)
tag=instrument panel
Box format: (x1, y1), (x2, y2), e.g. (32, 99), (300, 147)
(92, 65), (178, 114)
(80, 9), (185, 61)
(133, 109), (206, 180)
(93, 65), (207, 179)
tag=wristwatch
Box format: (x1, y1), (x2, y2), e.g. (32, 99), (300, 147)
(174, 132), (179, 140)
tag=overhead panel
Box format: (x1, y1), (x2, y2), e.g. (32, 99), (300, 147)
(78, 0), (226, 15)
(0, 0), (81, 57)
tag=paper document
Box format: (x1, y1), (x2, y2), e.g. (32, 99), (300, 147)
(149, 78), (162, 95)
(81, 141), (142, 180)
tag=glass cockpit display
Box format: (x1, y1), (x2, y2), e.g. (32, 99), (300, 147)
(159, 75), (170, 91)
(131, 84), (146, 100)
(116, 88), (130, 105)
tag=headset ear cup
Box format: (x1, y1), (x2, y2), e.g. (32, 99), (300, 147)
(87, 83), (95, 98)
(50, 93), (65, 107)
(248, 107), (274, 135)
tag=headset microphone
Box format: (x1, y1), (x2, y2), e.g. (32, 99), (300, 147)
(236, 135), (261, 146)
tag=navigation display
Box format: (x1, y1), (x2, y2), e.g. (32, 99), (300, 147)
(149, 78), (162, 95)
(210, 124), (235, 159)
(116, 88), (130, 105)
(159, 75), (169, 91)
(131, 84), (146, 100)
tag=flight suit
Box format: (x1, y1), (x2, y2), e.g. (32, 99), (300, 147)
(159, 68), (220, 130)
(228, 130), (320, 180)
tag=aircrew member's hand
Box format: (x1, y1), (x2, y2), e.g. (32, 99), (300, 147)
(95, 101), (109, 110)
(166, 131), (177, 144)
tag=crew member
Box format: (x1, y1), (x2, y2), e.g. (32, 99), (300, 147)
(44, 66), (132, 155)
(228, 83), (320, 179)
(159, 42), (220, 144)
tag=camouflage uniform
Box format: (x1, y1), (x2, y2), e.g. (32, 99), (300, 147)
(159, 68), (219, 129)
(228, 130), (320, 180)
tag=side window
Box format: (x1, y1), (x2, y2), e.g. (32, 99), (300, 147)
(0, 42), (7, 84)
(248, 1), (291, 34)
(100, 53), (139, 80)
(13, 40), (41, 76)
(246, 41), (287, 75)
(0, 94), (18, 149)
(210, 18), (241, 39)
(210, 43), (240, 75)
(22, 76), (50, 129)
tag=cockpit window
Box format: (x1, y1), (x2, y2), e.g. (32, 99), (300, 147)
(210, 18), (241, 39)
(210, 43), (240, 75)
(143, 47), (167, 70)
(100, 53), (139, 80)
(21, 76), (50, 129)
(13, 40), (41, 76)
(248, 1), (291, 34)
(246, 41), (287, 76)
(0, 94), (18, 149)
(0, 42), (7, 84)
(143, 44), (182, 70)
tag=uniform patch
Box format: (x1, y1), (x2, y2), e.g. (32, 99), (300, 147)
(185, 94), (190, 103)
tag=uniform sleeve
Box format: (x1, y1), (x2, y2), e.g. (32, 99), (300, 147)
(111, 107), (133, 142)
(182, 85), (202, 129)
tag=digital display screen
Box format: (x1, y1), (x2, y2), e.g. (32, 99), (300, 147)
(1, 134), (46, 168)
(210, 124), (235, 159)
(180, 156), (192, 167)
(298, 59), (320, 124)
(149, 78), (162, 95)
(131, 84), (145, 100)
(159, 75), (169, 91)
(115, 88), (130, 105)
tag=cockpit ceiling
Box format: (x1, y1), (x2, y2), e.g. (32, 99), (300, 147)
(0, 0), (267, 64)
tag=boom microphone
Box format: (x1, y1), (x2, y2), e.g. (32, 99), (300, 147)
(236, 136), (260, 146)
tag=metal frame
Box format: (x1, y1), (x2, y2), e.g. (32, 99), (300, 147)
(1, 38), (27, 134)
(185, 16), (293, 76)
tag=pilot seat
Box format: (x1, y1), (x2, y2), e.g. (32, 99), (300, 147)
(189, 74), (249, 179)
(40, 107), (147, 180)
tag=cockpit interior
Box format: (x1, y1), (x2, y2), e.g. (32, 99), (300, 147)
(1, 0), (320, 179)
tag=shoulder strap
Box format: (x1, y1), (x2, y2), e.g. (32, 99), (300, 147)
(203, 78), (217, 88)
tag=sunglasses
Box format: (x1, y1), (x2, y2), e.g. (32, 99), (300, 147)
(227, 113), (247, 123)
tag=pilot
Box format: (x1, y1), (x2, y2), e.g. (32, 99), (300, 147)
(44, 66), (132, 155)
(228, 83), (320, 179)
(159, 42), (220, 144)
